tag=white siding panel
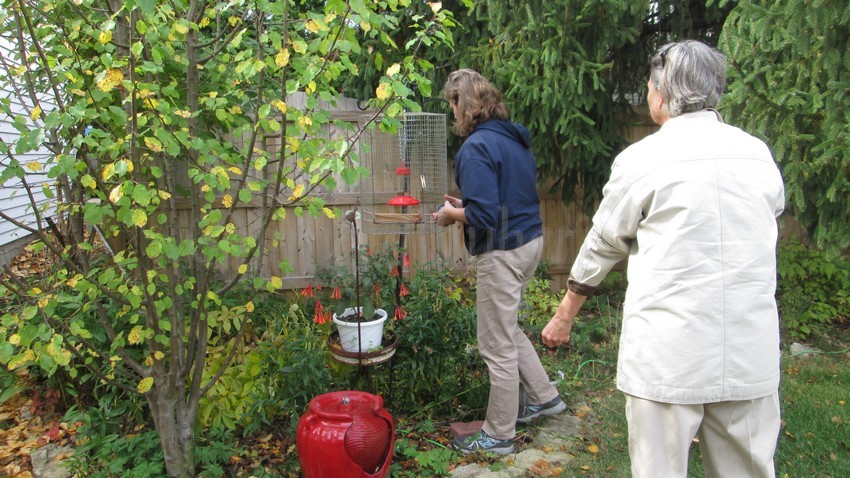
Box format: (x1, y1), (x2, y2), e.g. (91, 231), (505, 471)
(0, 36), (54, 252)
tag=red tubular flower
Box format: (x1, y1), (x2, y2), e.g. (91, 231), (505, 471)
(374, 284), (381, 295)
(330, 286), (341, 300)
(393, 305), (407, 321)
(390, 266), (399, 277)
(403, 253), (411, 268)
(313, 300), (325, 324)
(399, 282), (409, 297)
(301, 284), (314, 297)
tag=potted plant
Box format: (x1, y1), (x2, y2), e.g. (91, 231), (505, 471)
(305, 211), (408, 360)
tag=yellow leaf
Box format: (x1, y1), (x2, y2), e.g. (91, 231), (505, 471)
(386, 63), (401, 77)
(238, 264), (248, 274)
(376, 82), (392, 100)
(144, 136), (163, 153)
(99, 30), (113, 44)
(276, 49), (291, 68)
(174, 23), (189, 35)
(154, 351), (164, 360)
(298, 116), (312, 128)
(97, 67), (123, 92)
(269, 276), (283, 289)
(246, 301), (254, 313)
(128, 325), (144, 345)
(142, 98), (159, 110)
(175, 110), (192, 118)
(137, 377), (154, 394)
(109, 186), (123, 203)
(322, 207), (335, 218)
(289, 184), (305, 200)
(228, 166), (243, 175)
(26, 161), (42, 172)
(429, 2), (442, 14)
(360, 22), (372, 33)
(158, 190), (171, 200)
(9, 334), (20, 345)
(272, 99), (287, 113)
(30, 105), (42, 120)
(587, 444), (599, 454)
(9, 349), (35, 369)
(288, 137), (300, 153)
(306, 20), (318, 33)
(230, 105), (242, 115)
(222, 194), (233, 208)
(132, 209), (148, 227)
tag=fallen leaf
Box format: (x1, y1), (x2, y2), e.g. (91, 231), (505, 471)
(588, 444), (599, 453)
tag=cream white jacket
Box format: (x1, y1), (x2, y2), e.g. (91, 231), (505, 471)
(570, 110), (785, 404)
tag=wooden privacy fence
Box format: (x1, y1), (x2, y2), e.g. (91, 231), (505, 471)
(192, 99), (661, 293)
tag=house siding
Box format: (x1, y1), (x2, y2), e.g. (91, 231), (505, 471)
(0, 37), (55, 266)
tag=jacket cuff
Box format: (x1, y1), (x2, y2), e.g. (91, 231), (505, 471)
(567, 278), (597, 297)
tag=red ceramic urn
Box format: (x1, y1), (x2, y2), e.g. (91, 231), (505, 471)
(296, 391), (395, 477)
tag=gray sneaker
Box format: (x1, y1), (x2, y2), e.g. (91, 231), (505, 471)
(452, 430), (515, 455)
(516, 396), (566, 424)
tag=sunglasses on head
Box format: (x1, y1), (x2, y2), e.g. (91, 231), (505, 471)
(658, 44), (673, 69)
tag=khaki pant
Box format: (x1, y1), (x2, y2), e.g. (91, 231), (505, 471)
(476, 237), (559, 440)
(625, 391), (781, 478)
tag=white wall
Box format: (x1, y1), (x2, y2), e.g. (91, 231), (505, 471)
(0, 36), (55, 265)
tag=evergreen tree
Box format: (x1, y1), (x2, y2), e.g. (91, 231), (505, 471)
(720, 0), (850, 250)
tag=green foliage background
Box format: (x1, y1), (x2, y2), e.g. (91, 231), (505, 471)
(720, 0), (850, 250)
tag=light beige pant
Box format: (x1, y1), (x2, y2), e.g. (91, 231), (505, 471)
(476, 237), (559, 440)
(625, 391), (781, 478)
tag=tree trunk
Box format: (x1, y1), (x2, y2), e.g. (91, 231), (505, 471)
(148, 383), (195, 478)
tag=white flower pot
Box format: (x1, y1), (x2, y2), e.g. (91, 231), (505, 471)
(332, 307), (388, 353)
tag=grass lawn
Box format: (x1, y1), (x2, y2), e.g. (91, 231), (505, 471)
(552, 335), (850, 477)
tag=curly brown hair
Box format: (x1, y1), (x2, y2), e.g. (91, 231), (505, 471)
(442, 69), (509, 137)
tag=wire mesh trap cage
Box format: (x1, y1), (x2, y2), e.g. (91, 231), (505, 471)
(358, 112), (448, 236)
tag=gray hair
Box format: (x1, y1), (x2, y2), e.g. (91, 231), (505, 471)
(649, 40), (727, 118)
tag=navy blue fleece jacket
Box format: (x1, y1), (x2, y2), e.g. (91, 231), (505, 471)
(455, 119), (543, 255)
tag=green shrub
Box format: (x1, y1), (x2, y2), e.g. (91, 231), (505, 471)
(64, 399), (164, 478)
(65, 403), (241, 478)
(777, 241), (850, 338)
(244, 301), (341, 435)
(385, 263), (488, 418)
(519, 277), (561, 328)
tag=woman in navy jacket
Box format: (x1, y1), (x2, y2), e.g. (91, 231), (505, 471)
(434, 69), (565, 455)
